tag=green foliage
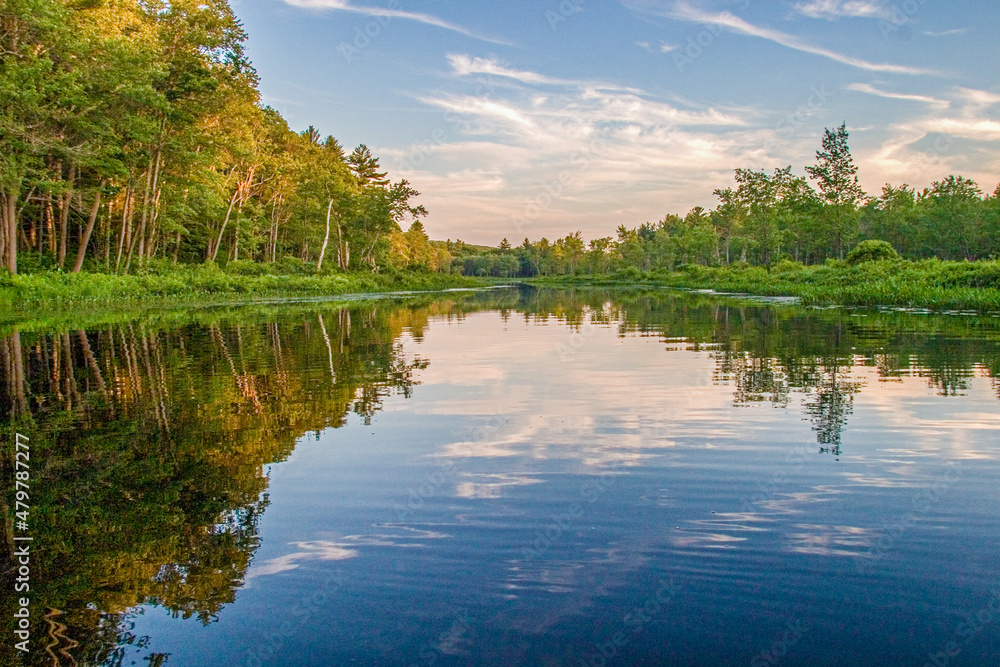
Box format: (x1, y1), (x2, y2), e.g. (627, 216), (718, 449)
(615, 266), (643, 281)
(846, 240), (901, 265)
(0, 0), (439, 278)
(528, 258), (1000, 311)
(0, 265), (480, 310)
(771, 259), (806, 274)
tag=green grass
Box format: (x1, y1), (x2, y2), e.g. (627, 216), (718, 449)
(0, 261), (483, 314)
(527, 258), (1000, 311)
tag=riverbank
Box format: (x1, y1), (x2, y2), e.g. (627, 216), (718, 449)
(526, 258), (1000, 311)
(0, 261), (482, 311)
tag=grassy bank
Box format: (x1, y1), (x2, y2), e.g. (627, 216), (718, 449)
(528, 258), (1000, 311)
(0, 260), (482, 312)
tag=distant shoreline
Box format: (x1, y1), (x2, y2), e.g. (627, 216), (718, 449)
(525, 258), (1000, 312)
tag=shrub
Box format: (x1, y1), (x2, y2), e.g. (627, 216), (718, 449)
(615, 266), (643, 281)
(275, 256), (316, 275)
(403, 263), (432, 273)
(770, 259), (805, 275)
(132, 257), (177, 276)
(846, 240), (900, 265)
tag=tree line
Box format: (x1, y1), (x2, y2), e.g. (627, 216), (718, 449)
(456, 124), (1000, 277)
(0, 0), (439, 276)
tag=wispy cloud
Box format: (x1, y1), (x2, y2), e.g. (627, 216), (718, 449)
(446, 54), (573, 87)
(867, 87), (1000, 184)
(636, 41), (678, 54)
(794, 0), (892, 21)
(386, 54), (780, 241)
(445, 55), (645, 95)
(281, 0), (513, 46)
(666, 2), (936, 75)
(922, 28), (970, 37)
(954, 87), (1000, 110)
(846, 83), (949, 109)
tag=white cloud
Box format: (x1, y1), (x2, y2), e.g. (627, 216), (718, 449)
(794, 0), (892, 21)
(846, 83), (949, 109)
(863, 86), (1000, 188)
(280, 0), (513, 45)
(446, 54), (573, 87)
(954, 87), (1000, 110)
(666, 2), (936, 75)
(384, 55), (786, 241)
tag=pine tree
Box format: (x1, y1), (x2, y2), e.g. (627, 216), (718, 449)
(805, 123), (866, 258)
(805, 123), (865, 207)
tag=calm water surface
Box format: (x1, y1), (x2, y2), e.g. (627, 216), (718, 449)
(2, 288), (1000, 666)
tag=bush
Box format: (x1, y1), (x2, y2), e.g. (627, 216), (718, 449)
(615, 266), (643, 281)
(846, 240), (900, 265)
(223, 259), (267, 276)
(770, 259), (805, 275)
(132, 257), (177, 276)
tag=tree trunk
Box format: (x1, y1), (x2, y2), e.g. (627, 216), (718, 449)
(209, 190), (239, 262)
(45, 194), (55, 255)
(57, 164), (76, 267)
(136, 164), (152, 260)
(172, 229), (182, 263)
(317, 198), (333, 270)
(116, 186), (133, 272)
(0, 194), (7, 272)
(72, 181), (106, 273)
(3, 192), (17, 274)
(232, 211), (239, 262)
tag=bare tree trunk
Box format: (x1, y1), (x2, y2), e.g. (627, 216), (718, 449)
(317, 198), (333, 270)
(57, 164), (76, 267)
(209, 190), (239, 262)
(72, 181), (105, 273)
(116, 186), (133, 272)
(136, 161), (154, 260)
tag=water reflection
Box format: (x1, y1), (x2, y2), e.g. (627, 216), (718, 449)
(1, 287), (999, 665)
(0, 301), (447, 666)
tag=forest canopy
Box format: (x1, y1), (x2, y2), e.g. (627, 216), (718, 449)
(0, 0), (438, 275)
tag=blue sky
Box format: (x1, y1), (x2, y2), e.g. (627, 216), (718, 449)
(232, 0), (1000, 245)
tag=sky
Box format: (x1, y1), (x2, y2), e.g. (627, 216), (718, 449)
(231, 0), (1000, 245)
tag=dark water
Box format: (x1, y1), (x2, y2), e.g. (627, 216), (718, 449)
(3, 287), (1000, 666)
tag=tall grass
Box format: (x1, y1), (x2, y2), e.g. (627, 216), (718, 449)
(0, 261), (481, 311)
